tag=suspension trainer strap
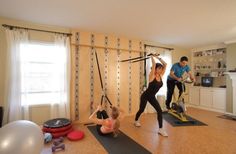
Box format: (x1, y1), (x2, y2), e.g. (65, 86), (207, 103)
(131, 57), (150, 63)
(95, 50), (103, 90)
(119, 55), (145, 62)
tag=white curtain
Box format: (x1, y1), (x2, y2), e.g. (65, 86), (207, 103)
(4, 28), (30, 123)
(50, 34), (71, 119)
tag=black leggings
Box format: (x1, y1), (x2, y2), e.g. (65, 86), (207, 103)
(96, 110), (111, 136)
(166, 79), (185, 109)
(135, 93), (163, 128)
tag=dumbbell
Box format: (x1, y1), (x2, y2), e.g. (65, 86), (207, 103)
(53, 137), (64, 146)
(52, 143), (65, 152)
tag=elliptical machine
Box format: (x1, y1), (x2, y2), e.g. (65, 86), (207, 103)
(168, 77), (193, 122)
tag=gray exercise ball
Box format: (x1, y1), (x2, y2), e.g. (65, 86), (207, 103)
(0, 120), (44, 154)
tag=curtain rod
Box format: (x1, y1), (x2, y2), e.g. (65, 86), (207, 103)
(144, 44), (174, 50)
(2, 24), (72, 36)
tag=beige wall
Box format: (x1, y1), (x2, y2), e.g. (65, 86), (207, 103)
(226, 43), (236, 71)
(226, 43), (236, 113)
(172, 48), (191, 63)
(0, 19), (6, 108)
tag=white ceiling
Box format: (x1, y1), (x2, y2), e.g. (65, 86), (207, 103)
(1, 0), (236, 49)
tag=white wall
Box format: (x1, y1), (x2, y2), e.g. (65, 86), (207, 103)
(226, 42), (236, 113)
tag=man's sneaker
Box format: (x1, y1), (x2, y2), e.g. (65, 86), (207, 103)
(158, 128), (168, 137)
(134, 121), (141, 127)
(162, 107), (169, 112)
(165, 102), (171, 110)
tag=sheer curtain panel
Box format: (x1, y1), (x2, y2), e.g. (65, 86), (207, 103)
(50, 34), (71, 119)
(4, 28), (30, 123)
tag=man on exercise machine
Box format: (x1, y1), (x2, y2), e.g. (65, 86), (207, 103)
(165, 56), (195, 110)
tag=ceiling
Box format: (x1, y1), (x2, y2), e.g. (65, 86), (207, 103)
(1, 0), (236, 49)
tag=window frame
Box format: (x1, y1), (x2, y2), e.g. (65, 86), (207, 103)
(20, 41), (67, 106)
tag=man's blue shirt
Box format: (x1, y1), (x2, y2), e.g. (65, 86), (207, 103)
(168, 63), (190, 80)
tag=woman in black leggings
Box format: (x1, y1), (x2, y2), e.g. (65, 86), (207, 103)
(134, 55), (168, 137)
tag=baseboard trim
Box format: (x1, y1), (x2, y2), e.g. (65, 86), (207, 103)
(187, 104), (225, 114)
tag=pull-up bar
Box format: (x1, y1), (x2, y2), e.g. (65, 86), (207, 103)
(119, 53), (160, 63)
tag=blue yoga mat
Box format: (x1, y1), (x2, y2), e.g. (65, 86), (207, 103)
(163, 111), (207, 127)
(87, 125), (151, 154)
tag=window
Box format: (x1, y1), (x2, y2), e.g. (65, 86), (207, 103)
(20, 42), (67, 105)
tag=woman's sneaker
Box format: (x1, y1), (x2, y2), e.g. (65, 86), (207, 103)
(158, 128), (168, 137)
(134, 121), (141, 127)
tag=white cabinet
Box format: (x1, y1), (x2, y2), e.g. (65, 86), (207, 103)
(200, 88), (213, 108)
(189, 87), (200, 105)
(189, 86), (226, 112)
(212, 88), (226, 110)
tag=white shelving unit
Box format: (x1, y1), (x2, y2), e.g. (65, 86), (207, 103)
(189, 45), (227, 113)
(192, 48), (226, 87)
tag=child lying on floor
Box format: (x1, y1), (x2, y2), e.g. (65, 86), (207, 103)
(89, 105), (124, 137)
